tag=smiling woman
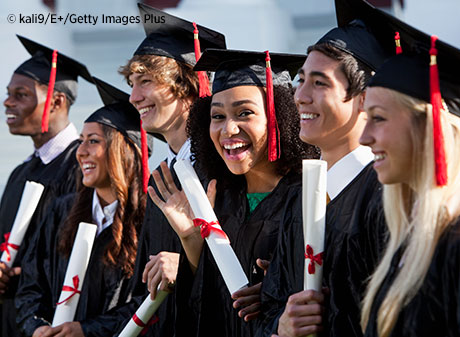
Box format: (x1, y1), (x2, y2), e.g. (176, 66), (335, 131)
(148, 48), (319, 337)
(359, 41), (460, 337)
(14, 78), (154, 337)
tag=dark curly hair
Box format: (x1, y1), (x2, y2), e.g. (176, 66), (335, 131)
(58, 124), (146, 278)
(187, 85), (320, 187)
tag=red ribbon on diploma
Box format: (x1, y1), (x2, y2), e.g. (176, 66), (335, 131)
(133, 313), (159, 335)
(193, 218), (229, 241)
(56, 275), (81, 305)
(0, 232), (20, 262)
(304, 245), (323, 274)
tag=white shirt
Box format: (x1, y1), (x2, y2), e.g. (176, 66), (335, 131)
(92, 189), (118, 236)
(32, 123), (79, 165)
(327, 145), (374, 201)
(166, 138), (193, 168)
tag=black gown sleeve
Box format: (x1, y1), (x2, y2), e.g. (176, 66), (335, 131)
(15, 194), (75, 336)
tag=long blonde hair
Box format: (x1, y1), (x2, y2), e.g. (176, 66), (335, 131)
(361, 89), (460, 336)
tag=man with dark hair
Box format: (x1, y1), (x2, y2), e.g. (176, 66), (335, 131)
(256, 4), (392, 337)
(0, 36), (92, 337)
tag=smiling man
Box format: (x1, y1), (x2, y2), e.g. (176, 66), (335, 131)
(0, 35), (92, 337)
(256, 2), (394, 337)
(108, 4), (226, 337)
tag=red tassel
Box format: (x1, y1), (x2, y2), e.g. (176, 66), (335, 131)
(140, 121), (150, 193)
(394, 32), (402, 54)
(193, 22), (211, 97)
(264, 50), (280, 162)
(429, 35), (447, 186)
(42, 50), (58, 133)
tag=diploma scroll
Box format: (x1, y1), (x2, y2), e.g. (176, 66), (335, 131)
(0, 181), (44, 267)
(174, 160), (249, 294)
(118, 290), (168, 337)
(302, 160), (327, 292)
(52, 222), (97, 327)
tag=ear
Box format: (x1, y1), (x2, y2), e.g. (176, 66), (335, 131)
(50, 92), (67, 112)
(357, 90), (367, 113)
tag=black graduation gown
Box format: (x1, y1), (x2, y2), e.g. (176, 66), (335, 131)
(364, 220), (460, 337)
(175, 171), (303, 337)
(0, 140), (79, 337)
(15, 193), (132, 337)
(257, 163), (386, 337)
(99, 160), (185, 337)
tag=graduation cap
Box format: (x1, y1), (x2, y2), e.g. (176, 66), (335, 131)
(334, 0), (440, 57)
(368, 35), (460, 186)
(134, 4), (227, 97)
(14, 35), (93, 133)
(86, 77), (158, 193)
(194, 48), (306, 162)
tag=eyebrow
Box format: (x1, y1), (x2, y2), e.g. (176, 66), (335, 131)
(79, 132), (103, 138)
(6, 85), (28, 91)
(309, 71), (331, 81)
(211, 99), (258, 108)
(366, 105), (387, 113)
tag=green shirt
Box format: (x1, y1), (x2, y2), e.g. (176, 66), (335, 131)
(246, 192), (270, 214)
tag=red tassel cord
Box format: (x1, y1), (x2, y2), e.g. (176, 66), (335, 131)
(264, 51), (280, 162)
(193, 22), (211, 97)
(429, 36), (447, 186)
(42, 50), (58, 133)
(394, 32), (403, 54)
(140, 121), (150, 193)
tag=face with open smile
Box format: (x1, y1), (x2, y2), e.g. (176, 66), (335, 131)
(128, 72), (188, 135)
(4, 73), (46, 136)
(76, 122), (111, 192)
(359, 87), (415, 185)
(209, 85), (269, 176)
(295, 51), (362, 150)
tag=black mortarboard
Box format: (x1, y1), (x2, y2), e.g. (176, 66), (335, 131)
(87, 77), (160, 193)
(14, 35), (93, 105)
(194, 48), (305, 94)
(315, 20), (389, 72)
(334, 0), (440, 57)
(134, 4), (226, 66)
(194, 48), (306, 162)
(368, 51), (460, 115)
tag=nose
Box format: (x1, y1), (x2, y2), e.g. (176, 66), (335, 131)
(3, 94), (14, 109)
(222, 118), (239, 137)
(129, 84), (143, 107)
(294, 81), (313, 107)
(359, 121), (374, 147)
(76, 140), (88, 160)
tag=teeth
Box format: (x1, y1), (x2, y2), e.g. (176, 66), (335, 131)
(300, 113), (319, 120)
(6, 114), (16, 119)
(223, 143), (247, 150)
(374, 153), (386, 161)
(138, 106), (154, 114)
(82, 164), (96, 170)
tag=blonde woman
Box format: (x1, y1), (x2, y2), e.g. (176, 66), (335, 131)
(359, 42), (460, 337)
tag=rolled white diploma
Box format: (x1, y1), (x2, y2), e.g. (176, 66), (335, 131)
(52, 222), (97, 327)
(174, 159), (249, 294)
(0, 181), (45, 268)
(118, 290), (169, 337)
(302, 160), (327, 292)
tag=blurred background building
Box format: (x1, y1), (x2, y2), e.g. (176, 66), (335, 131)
(1, 0), (459, 193)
